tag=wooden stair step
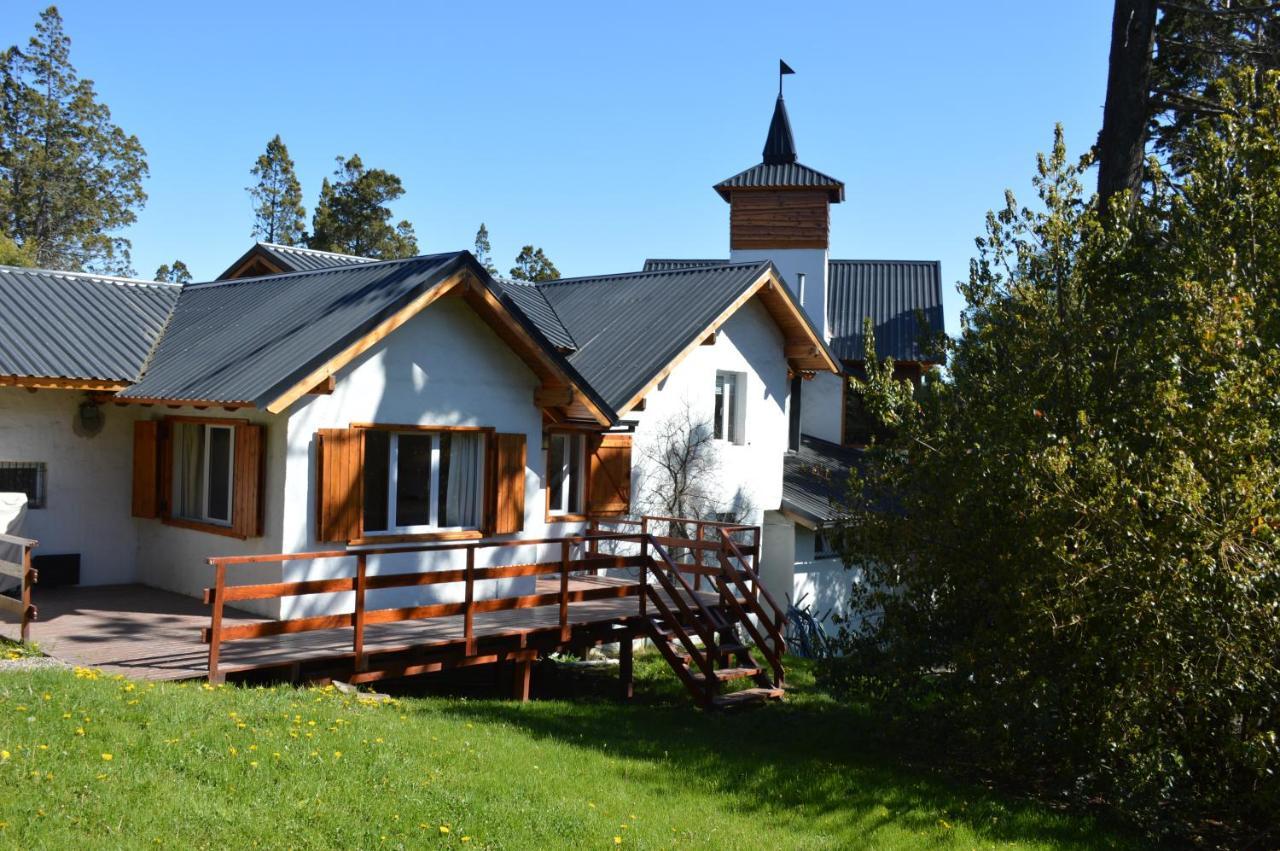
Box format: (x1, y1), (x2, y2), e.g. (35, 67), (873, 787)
(711, 687), (785, 709)
(689, 666), (761, 683)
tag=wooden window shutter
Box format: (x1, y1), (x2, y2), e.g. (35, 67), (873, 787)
(317, 428), (362, 543)
(492, 433), (526, 535)
(586, 433), (632, 516)
(231, 424), (266, 538)
(131, 420), (160, 518)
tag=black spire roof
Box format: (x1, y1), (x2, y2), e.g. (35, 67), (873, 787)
(713, 92), (844, 203)
(762, 95), (797, 165)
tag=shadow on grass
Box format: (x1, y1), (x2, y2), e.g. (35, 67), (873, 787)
(391, 655), (1136, 850)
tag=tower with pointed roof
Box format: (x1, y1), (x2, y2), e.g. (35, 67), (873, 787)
(716, 88), (844, 339)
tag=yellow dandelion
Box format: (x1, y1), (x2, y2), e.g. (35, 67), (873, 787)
(462, 837), (471, 843)
(74, 728), (84, 736)
(614, 837), (622, 845)
(333, 750), (342, 759)
(101, 753), (113, 761)
(0, 751), (8, 760)
(439, 826), (450, 834)
(249, 761), (259, 768)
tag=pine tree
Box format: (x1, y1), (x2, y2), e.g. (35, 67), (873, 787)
(307, 154), (418, 259)
(154, 260), (191, 283)
(247, 135), (306, 245)
(473, 223), (497, 274)
(0, 7), (148, 273)
(509, 245), (559, 281)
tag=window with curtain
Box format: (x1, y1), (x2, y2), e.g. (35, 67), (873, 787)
(171, 422), (235, 525)
(547, 432), (584, 516)
(714, 371), (744, 444)
(362, 430), (485, 534)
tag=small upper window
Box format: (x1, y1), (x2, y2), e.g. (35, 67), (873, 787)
(547, 432), (584, 516)
(172, 422), (235, 526)
(0, 462), (46, 509)
(714, 372), (745, 444)
(814, 528), (838, 560)
(363, 430), (486, 534)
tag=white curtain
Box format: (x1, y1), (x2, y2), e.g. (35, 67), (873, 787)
(444, 433), (482, 527)
(173, 423), (204, 519)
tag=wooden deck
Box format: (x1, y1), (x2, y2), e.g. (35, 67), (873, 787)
(0, 575), (717, 681)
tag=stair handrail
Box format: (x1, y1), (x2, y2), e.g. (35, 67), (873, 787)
(721, 533), (787, 637)
(644, 535), (719, 683)
(716, 532), (787, 685)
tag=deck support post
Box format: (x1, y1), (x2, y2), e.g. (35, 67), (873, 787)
(353, 552), (368, 672)
(618, 634), (634, 701)
(464, 547), (476, 656)
(559, 540), (571, 643)
(207, 560), (226, 684)
(512, 657), (533, 702)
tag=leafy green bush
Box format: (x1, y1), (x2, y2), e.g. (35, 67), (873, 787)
(833, 72), (1280, 847)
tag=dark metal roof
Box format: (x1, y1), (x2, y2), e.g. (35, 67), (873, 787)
(0, 266), (180, 382)
(217, 242), (375, 279)
(762, 95), (798, 165)
(122, 254), (468, 406)
(522, 262), (792, 413)
(714, 162), (844, 203)
(827, 260), (945, 364)
(782, 434), (864, 526)
(641, 259), (729, 273)
(495, 279), (576, 351)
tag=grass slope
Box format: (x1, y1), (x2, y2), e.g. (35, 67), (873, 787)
(0, 655), (1133, 850)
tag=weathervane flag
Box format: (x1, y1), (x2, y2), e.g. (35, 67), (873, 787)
(779, 59), (795, 95)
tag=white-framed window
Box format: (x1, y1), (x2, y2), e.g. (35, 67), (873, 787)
(362, 430), (486, 534)
(547, 432), (584, 516)
(814, 528), (838, 560)
(172, 422), (235, 526)
(714, 371), (745, 444)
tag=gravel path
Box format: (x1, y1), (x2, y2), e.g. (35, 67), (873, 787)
(0, 655), (68, 673)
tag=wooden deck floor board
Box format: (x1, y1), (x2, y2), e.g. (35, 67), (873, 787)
(0, 576), (723, 681)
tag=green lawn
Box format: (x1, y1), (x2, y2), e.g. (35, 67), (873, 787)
(0, 654), (1133, 850)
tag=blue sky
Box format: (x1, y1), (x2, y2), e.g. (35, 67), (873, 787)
(4, 1), (1113, 336)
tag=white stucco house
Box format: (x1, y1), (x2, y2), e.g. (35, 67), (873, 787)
(0, 86), (941, 663)
(643, 91), (946, 624)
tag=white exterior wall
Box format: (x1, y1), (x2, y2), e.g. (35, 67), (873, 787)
(729, 247), (829, 339)
(279, 297), (553, 619)
(628, 297), (790, 528)
(133, 406), (286, 617)
(0, 388), (143, 586)
(799, 371), (844, 445)
(759, 509), (795, 605)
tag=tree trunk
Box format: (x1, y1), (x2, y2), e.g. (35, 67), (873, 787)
(1096, 0), (1160, 208)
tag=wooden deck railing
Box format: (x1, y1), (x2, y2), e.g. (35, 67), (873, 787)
(203, 533), (656, 682)
(0, 532), (37, 643)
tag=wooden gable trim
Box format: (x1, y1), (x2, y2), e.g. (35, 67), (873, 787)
(264, 271), (467, 415)
(453, 274), (612, 427)
(222, 249), (286, 281)
(614, 268), (839, 416)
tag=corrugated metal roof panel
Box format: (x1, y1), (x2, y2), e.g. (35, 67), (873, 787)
(714, 161), (844, 202)
(641, 259), (728, 273)
(827, 260), (945, 363)
(258, 243), (376, 272)
(530, 263), (777, 412)
(495, 279), (576, 351)
(122, 254), (466, 405)
(782, 434), (864, 525)
(0, 266), (180, 382)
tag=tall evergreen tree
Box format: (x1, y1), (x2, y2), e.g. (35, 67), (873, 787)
(307, 154), (417, 259)
(247, 135), (306, 245)
(509, 245), (559, 282)
(153, 260), (191, 283)
(473, 223), (497, 274)
(0, 6), (147, 273)
(0, 233), (34, 267)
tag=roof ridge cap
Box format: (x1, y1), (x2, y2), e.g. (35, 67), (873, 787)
(0, 264), (183, 290)
(533, 261), (762, 288)
(259, 242), (377, 262)
(187, 251), (462, 289)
